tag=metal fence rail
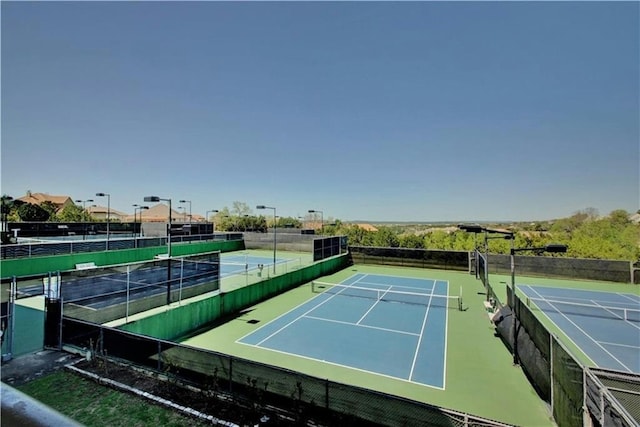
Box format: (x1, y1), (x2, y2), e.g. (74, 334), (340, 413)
(1, 233), (243, 259)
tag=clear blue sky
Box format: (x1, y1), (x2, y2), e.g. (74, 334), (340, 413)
(2, 2), (638, 222)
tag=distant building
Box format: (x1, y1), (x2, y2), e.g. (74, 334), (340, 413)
(87, 205), (128, 222)
(133, 203), (184, 223)
(16, 192), (74, 212)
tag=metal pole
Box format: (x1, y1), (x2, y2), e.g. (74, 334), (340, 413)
(484, 230), (489, 300)
(273, 208), (277, 274)
(167, 199), (172, 305)
(106, 194), (110, 249)
(510, 243), (517, 365)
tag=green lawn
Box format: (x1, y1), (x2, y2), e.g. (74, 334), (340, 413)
(17, 371), (210, 427)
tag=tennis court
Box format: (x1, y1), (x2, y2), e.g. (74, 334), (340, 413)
(238, 273), (460, 389)
(520, 285), (640, 373)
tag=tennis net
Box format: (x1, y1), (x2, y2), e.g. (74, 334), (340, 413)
(526, 297), (640, 322)
(311, 281), (463, 310)
(177, 259), (249, 276)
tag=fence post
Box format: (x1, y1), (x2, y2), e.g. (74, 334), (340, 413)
(229, 356), (233, 394)
(325, 379), (329, 409)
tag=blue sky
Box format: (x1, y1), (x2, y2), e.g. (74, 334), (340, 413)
(2, 2), (638, 222)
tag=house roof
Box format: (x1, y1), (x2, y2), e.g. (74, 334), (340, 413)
(17, 192), (73, 209)
(136, 203), (184, 222)
(87, 206), (128, 216)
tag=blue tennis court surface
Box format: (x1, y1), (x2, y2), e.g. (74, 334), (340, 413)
(238, 273), (454, 389)
(520, 285), (640, 373)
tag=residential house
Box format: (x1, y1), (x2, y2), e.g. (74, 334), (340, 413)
(16, 192), (74, 212)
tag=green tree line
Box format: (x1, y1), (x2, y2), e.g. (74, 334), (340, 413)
(322, 209), (640, 261)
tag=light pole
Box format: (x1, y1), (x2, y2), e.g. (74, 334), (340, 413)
(95, 193), (110, 248)
(133, 205), (148, 238)
(206, 210), (219, 233)
(76, 199), (94, 239)
(1, 196), (13, 243)
(510, 243), (567, 365)
(145, 196), (172, 304)
(257, 205), (276, 274)
(75, 199), (94, 212)
(179, 199), (192, 233)
(308, 209), (324, 235)
(458, 224), (514, 300)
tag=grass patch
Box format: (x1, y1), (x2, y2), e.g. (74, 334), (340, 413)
(17, 370), (210, 427)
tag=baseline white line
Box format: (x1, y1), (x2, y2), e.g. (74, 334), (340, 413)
(235, 272), (363, 343)
(408, 280), (437, 381)
(255, 274), (370, 346)
(236, 341), (445, 390)
(529, 287), (632, 372)
(304, 315), (420, 336)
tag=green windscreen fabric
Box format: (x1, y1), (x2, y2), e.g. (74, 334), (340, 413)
(119, 294), (222, 341)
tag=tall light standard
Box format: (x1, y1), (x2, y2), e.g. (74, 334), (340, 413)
(76, 199), (94, 239)
(95, 193), (110, 248)
(206, 210), (219, 233)
(179, 199), (192, 233)
(145, 196), (172, 305)
(257, 205), (276, 274)
(458, 224), (514, 300)
(75, 199), (94, 211)
(510, 243), (567, 365)
(308, 209), (324, 235)
(133, 205), (148, 238)
(1, 195), (13, 243)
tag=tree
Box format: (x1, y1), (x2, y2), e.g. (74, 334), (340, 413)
(399, 233), (425, 249)
(276, 216), (301, 228)
(39, 201), (59, 221)
(609, 209), (630, 227)
(17, 203), (50, 221)
(372, 227), (399, 247)
(57, 204), (89, 222)
(231, 201), (252, 217)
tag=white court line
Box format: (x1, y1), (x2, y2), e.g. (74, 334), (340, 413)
(356, 279), (434, 293)
(441, 280), (450, 389)
(591, 300), (640, 331)
(598, 341), (640, 349)
(304, 314), (420, 337)
(528, 287), (632, 372)
(237, 340), (445, 391)
(356, 285), (393, 325)
(618, 292), (640, 304)
(255, 274), (370, 346)
(408, 280), (437, 381)
(235, 272), (364, 343)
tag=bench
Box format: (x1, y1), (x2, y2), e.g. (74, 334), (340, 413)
(75, 262), (97, 270)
